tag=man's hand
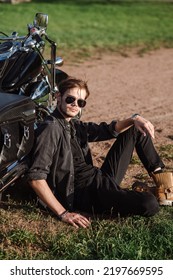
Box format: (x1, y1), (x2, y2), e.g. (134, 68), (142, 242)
(61, 211), (91, 228)
(30, 180), (90, 229)
(133, 115), (155, 139)
(115, 115), (155, 139)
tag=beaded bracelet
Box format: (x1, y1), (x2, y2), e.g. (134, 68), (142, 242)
(58, 210), (69, 220)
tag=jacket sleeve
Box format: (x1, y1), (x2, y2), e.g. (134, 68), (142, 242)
(27, 120), (60, 180)
(76, 120), (119, 142)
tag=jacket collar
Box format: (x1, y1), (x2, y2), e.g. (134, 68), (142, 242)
(51, 108), (76, 136)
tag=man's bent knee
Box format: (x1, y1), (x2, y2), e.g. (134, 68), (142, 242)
(141, 193), (159, 217)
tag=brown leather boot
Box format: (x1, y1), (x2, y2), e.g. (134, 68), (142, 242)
(151, 172), (173, 206)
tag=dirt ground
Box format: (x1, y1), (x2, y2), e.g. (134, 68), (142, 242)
(62, 48), (173, 188)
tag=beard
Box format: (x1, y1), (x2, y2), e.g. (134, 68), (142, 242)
(59, 104), (79, 119)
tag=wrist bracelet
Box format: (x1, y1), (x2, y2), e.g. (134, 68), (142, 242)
(58, 210), (69, 220)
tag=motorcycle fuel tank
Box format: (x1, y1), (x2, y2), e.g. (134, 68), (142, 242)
(0, 44), (42, 92)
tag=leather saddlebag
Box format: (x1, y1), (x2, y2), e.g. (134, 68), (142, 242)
(0, 92), (35, 170)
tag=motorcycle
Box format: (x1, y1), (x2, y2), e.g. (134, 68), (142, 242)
(0, 13), (68, 197)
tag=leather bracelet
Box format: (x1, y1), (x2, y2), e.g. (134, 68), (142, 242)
(58, 210), (69, 220)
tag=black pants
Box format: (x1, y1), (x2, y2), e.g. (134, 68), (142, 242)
(74, 126), (164, 217)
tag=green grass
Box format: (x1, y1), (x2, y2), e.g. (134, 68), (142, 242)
(0, 144), (173, 260)
(1, 205), (173, 260)
(158, 144), (173, 161)
(0, 0), (173, 58)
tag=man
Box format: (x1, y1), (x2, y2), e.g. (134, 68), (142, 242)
(28, 77), (165, 229)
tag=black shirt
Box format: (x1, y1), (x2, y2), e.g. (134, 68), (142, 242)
(70, 124), (98, 188)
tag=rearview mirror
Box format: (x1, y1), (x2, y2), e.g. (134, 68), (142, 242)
(34, 13), (48, 29)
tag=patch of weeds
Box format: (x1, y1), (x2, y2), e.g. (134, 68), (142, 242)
(158, 144), (173, 161)
(130, 155), (141, 165)
(134, 173), (148, 181)
(24, 208), (46, 222)
(7, 229), (37, 246)
(147, 211), (173, 259)
(1, 227), (47, 259)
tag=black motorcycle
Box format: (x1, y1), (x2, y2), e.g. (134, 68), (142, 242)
(0, 13), (68, 197)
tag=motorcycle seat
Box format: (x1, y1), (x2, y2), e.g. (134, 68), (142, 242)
(0, 92), (35, 123)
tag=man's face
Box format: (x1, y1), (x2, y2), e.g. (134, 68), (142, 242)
(58, 87), (87, 120)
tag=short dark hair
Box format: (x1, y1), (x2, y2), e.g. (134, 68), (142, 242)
(58, 77), (90, 99)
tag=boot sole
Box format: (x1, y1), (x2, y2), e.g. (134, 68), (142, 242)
(159, 200), (173, 206)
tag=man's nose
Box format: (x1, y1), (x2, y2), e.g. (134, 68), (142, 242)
(71, 100), (78, 106)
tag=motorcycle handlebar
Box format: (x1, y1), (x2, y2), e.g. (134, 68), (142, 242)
(0, 35), (26, 41)
(32, 33), (44, 45)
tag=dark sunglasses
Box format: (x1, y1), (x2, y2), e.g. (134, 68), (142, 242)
(65, 95), (86, 108)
